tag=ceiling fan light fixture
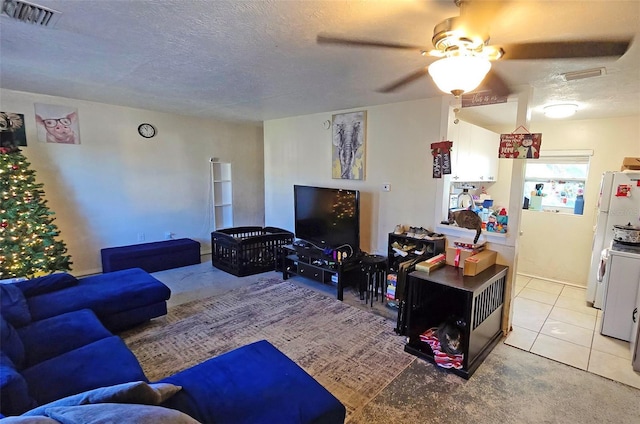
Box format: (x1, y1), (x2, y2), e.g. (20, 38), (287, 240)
(543, 103), (579, 119)
(428, 55), (491, 97)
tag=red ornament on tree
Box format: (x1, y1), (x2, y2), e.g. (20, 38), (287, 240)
(1, 222), (8, 228)
(12, 164), (19, 170)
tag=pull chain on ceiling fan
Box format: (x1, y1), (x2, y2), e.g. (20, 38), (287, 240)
(316, 0), (632, 98)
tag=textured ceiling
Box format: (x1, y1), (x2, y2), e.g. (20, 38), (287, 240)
(0, 0), (638, 126)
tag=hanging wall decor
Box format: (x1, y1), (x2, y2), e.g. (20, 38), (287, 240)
(34, 103), (81, 144)
(332, 111), (366, 180)
(461, 90), (508, 108)
(431, 141), (453, 178)
(498, 126), (542, 159)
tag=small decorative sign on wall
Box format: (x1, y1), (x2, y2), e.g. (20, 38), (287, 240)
(431, 141), (453, 178)
(498, 129), (542, 159)
(461, 90), (508, 108)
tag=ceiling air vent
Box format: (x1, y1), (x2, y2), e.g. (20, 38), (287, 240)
(1, 0), (61, 27)
(561, 67), (606, 82)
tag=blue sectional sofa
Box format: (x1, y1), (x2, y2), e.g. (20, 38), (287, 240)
(1, 309), (148, 414)
(20, 268), (172, 332)
(0, 271), (346, 423)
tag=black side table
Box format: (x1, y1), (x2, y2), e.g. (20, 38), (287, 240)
(360, 254), (388, 306)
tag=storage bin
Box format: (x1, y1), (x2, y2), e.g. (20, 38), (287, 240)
(101, 238), (200, 273)
(211, 226), (294, 276)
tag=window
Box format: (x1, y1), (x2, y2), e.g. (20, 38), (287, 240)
(524, 152), (591, 212)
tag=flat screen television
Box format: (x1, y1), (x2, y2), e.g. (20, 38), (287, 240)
(293, 185), (360, 252)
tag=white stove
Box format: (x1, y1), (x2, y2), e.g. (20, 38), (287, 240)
(611, 240), (640, 255)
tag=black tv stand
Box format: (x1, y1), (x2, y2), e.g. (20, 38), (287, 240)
(278, 244), (362, 301)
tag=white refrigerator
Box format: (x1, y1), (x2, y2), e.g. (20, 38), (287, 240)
(586, 171), (640, 308)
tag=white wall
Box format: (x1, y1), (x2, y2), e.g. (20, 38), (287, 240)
(493, 116), (640, 286)
(1, 89), (265, 276)
(264, 97), (444, 255)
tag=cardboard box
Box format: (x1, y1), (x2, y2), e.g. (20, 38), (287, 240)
(415, 258), (445, 274)
(446, 246), (482, 268)
(621, 157), (640, 171)
(463, 250), (497, 276)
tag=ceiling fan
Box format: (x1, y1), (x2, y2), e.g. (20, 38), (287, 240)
(317, 0), (632, 97)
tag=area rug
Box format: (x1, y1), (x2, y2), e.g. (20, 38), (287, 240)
(121, 278), (416, 417)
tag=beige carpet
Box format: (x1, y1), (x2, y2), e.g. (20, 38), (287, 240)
(121, 278), (415, 417)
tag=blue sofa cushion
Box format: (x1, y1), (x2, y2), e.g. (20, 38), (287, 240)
(23, 381), (182, 417)
(14, 274), (78, 297)
(0, 416), (57, 423)
(44, 404), (199, 424)
(26, 268), (171, 323)
(0, 352), (37, 416)
(21, 336), (148, 407)
(0, 315), (25, 369)
(0, 284), (31, 328)
(159, 340), (346, 424)
(17, 310), (111, 367)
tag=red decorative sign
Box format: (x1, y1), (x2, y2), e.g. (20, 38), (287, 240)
(431, 141), (453, 178)
(498, 133), (542, 159)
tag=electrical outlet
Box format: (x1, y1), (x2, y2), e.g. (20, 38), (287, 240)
(382, 183), (391, 192)
(137, 232), (145, 242)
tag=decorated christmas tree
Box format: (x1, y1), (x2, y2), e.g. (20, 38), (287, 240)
(0, 126), (72, 279)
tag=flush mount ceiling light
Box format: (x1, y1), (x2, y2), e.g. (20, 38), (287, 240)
(428, 54), (492, 97)
(543, 103), (579, 119)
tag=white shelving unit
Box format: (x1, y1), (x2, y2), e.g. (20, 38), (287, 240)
(212, 160), (233, 230)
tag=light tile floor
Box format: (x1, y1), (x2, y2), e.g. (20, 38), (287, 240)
(505, 274), (640, 389)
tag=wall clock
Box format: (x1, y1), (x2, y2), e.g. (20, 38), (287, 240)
(138, 123), (156, 138)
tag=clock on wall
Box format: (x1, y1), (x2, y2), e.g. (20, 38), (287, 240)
(138, 123), (156, 138)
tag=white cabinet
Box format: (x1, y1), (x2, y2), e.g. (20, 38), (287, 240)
(212, 161), (233, 230)
(449, 120), (500, 182)
(601, 249), (640, 342)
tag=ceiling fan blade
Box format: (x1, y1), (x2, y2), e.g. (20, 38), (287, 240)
(475, 69), (512, 97)
(377, 67), (429, 93)
(500, 39), (632, 60)
(317, 34), (424, 51)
